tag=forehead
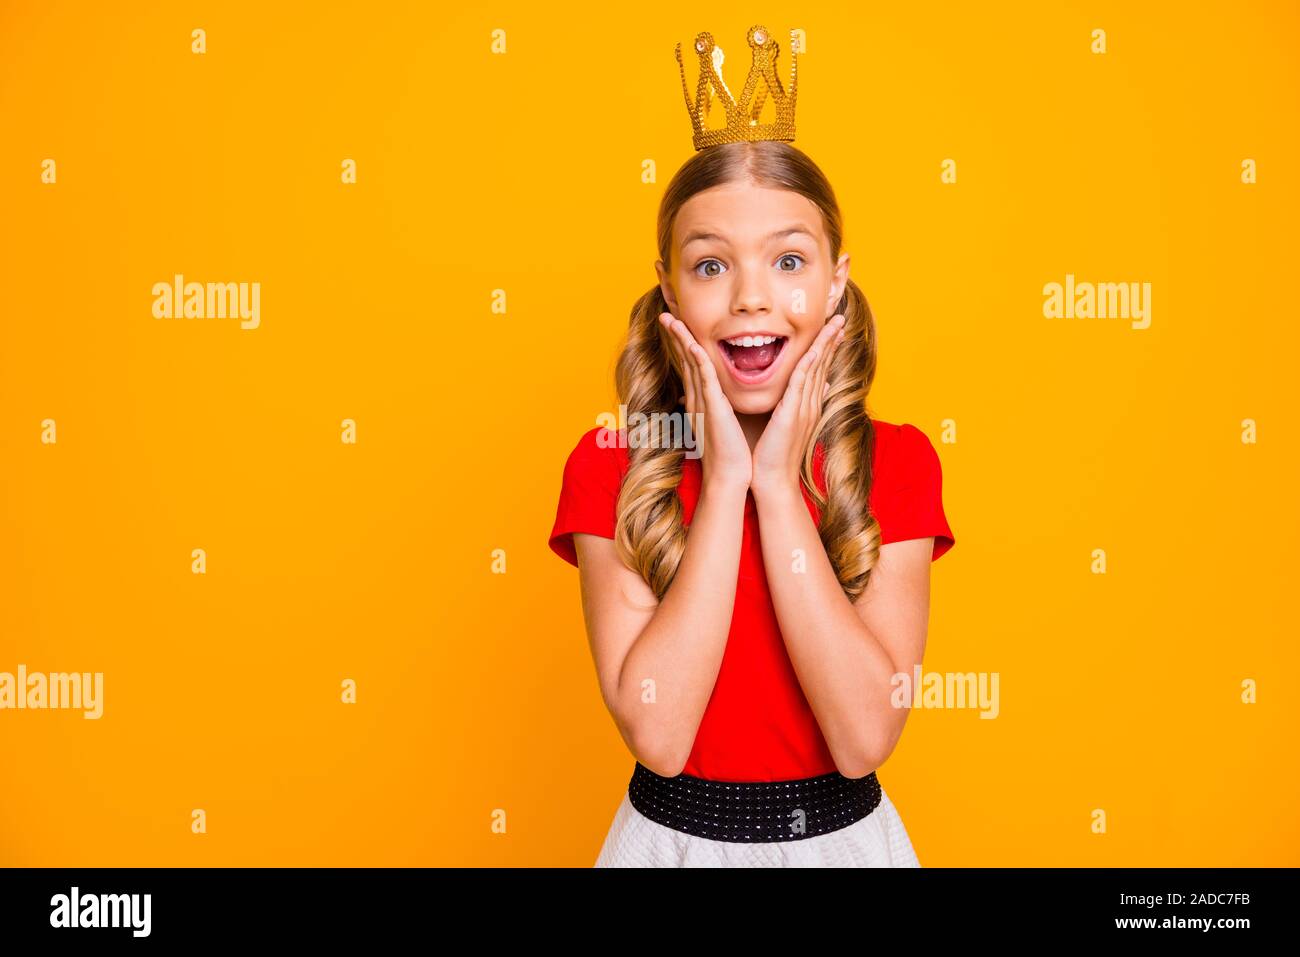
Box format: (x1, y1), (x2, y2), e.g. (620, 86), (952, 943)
(673, 183), (825, 248)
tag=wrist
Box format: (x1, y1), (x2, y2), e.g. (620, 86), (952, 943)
(750, 473), (802, 506)
(701, 472), (752, 499)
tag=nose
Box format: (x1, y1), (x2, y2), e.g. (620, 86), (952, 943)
(730, 263), (772, 316)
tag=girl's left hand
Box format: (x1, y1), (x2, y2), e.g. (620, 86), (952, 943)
(751, 315), (846, 500)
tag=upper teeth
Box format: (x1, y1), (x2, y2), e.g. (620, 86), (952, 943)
(724, 335), (780, 347)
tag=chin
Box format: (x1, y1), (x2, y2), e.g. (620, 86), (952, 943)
(725, 386), (782, 416)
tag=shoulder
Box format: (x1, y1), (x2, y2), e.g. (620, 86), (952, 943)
(565, 425), (629, 463)
(869, 419), (943, 490)
(811, 420), (938, 495)
(548, 427), (632, 567)
(561, 425), (630, 485)
(867, 418), (955, 559)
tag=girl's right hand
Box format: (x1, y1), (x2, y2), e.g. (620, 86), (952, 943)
(659, 312), (752, 491)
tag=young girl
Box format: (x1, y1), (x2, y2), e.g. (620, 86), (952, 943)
(547, 32), (954, 868)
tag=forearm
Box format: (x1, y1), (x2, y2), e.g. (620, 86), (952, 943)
(752, 483), (900, 776)
(614, 479), (748, 774)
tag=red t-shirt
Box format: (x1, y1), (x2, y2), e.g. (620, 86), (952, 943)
(547, 418), (955, 782)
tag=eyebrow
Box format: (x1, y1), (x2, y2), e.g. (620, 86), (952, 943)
(680, 225), (816, 250)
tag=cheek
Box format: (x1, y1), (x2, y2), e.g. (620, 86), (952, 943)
(673, 304), (718, 348)
(676, 272), (730, 309)
(774, 269), (826, 306)
(790, 326), (824, 357)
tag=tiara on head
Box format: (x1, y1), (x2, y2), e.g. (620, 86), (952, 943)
(674, 24), (799, 151)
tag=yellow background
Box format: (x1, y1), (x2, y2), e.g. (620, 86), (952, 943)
(1, 1), (1296, 866)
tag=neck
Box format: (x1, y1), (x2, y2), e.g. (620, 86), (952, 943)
(735, 411), (771, 455)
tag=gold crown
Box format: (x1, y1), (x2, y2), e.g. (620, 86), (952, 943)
(675, 24), (799, 151)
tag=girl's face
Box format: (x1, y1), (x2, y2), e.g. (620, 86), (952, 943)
(656, 181), (850, 416)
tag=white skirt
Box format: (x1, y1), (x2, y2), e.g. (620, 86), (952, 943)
(594, 784), (921, 868)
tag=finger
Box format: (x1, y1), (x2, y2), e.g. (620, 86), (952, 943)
(813, 343), (836, 411)
(802, 351), (823, 426)
(806, 317), (844, 423)
(814, 314), (844, 357)
(675, 319), (706, 418)
(661, 313), (697, 415)
(659, 312), (682, 377)
(692, 337), (738, 433)
(689, 338), (723, 405)
(683, 344), (704, 442)
(803, 317), (840, 393)
(688, 340), (724, 444)
(813, 321), (845, 408)
(669, 313), (704, 354)
(786, 337), (819, 414)
(681, 334), (699, 419)
(660, 312), (686, 381)
(815, 316), (845, 385)
(689, 342), (705, 424)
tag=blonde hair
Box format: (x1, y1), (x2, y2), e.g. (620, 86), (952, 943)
(614, 140), (881, 601)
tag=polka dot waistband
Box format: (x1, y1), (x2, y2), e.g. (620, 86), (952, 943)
(626, 761), (883, 843)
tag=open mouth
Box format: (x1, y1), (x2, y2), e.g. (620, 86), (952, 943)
(717, 334), (788, 384)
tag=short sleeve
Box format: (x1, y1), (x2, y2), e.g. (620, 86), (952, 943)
(547, 426), (624, 568)
(872, 423), (955, 562)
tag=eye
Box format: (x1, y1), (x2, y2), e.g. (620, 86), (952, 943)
(776, 252), (806, 272)
(693, 258), (726, 279)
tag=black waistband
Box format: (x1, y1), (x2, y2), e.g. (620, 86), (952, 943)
(626, 761), (882, 843)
